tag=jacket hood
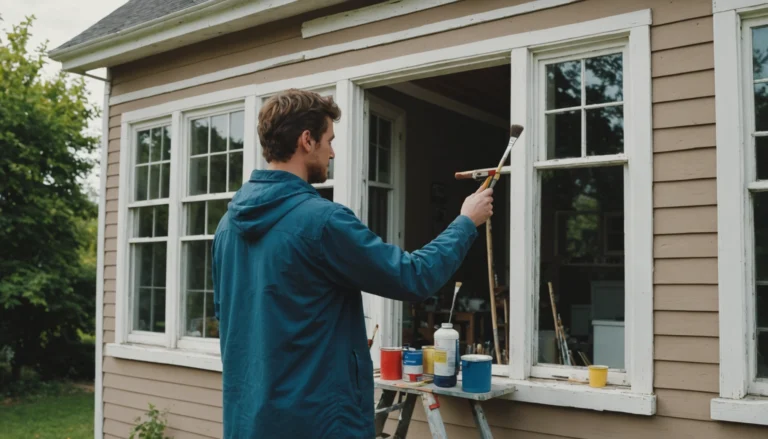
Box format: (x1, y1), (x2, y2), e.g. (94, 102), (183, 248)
(227, 170), (318, 240)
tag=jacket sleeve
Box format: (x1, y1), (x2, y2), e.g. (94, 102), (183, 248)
(319, 205), (478, 302)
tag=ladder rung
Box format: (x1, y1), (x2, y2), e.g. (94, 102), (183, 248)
(375, 402), (406, 416)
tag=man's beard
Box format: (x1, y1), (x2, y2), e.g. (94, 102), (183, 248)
(307, 160), (327, 185)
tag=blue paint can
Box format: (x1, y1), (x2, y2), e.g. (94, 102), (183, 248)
(402, 349), (423, 382)
(461, 354), (492, 393)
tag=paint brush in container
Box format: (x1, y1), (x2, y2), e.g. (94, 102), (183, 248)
(368, 324), (379, 350)
(448, 282), (462, 324)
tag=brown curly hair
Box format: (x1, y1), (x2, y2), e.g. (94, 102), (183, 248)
(257, 89), (342, 163)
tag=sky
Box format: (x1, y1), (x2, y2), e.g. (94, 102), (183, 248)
(1, 0), (129, 200)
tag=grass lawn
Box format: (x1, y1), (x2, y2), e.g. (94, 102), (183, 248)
(0, 386), (94, 439)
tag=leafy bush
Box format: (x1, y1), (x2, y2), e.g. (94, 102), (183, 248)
(129, 404), (172, 439)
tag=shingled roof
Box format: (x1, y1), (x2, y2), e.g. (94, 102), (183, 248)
(53, 0), (208, 51)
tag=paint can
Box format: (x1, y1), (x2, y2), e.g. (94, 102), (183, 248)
(402, 349), (423, 382)
(422, 346), (435, 376)
(588, 365), (608, 388)
(380, 347), (402, 381)
(460, 354), (492, 393)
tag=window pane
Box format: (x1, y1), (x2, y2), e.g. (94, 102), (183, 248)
(378, 148), (391, 184)
(185, 291), (205, 337)
(187, 201), (206, 236)
(757, 285), (768, 329)
(755, 192), (768, 282)
(758, 137), (768, 180)
(185, 241), (207, 290)
(189, 157), (208, 196)
(150, 127), (162, 162)
(537, 166), (624, 369)
(758, 331), (768, 379)
(585, 53), (623, 105)
(318, 188), (333, 201)
(546, 111), (581, 159)
(586, 106), (624, 156)
(162, 126), (171, 161)
(148, 164), (161, 200)
(369, 115), (378, 144)
(328, 157), (334, 180)
(211, 114), (228, 153)
(210, 154), (227, 193)
(191, 118), (209, 156)
(368, 143), (377, 180)
(230, 111), (244, 151)
(133, 242), (166, 333)
(208, 199), (229, 235)
(135, 165), (148, 201)
(229, 152), (243, 192)
(155, 205), (169, 238)
(206, 241), (213, 290)
(161, 163), (170, 198)
(137, 130), (150, 164)
(135, 206), (153, 238)
(380, 119), (392, 149)
(368, 187), (389, 241)
(753, 25), (768, 80)
(546, 61), (581, 110)
(755, 83), (768, 132)
(205, 292), (218, 338)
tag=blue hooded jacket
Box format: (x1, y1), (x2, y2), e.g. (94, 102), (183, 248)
(212, 169), (478, 439)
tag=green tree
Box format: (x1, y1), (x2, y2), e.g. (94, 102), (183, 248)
(0, 16), (99, 381)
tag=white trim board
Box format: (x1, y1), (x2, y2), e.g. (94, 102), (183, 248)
(93, 68), (111, 439)
(712, 397), (768, 426)
(115, 8), (651, 113)
(302, 0), (461, 38)
(713, 0), (768, 13)
(109, 0), (587, 106)
(49, 0), (347, 72)
(387, 82), (508, 129)
(105, 343), (223, 372)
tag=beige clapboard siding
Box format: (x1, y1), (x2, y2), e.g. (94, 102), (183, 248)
(652, 70), (714, 103)
(652, 43), (714, 77)
(103, 357), (222, 390)
(104, 330), (115, 344)
(654, 335), (718, 363)
(650, 16), (713, 51)
(104, 265), (116, 280)
(383, 419), (580, 439)
(103, 373), (222, 407)
(654, 206), (717, 234)
(104, 317), (116, 331)
(653, 180), (716, 208)
(655, 361), (718, 393)
(104, 418), (213, 439)
(104, 403), (222, 438)
(654, 148), (716, 182)
(654, 389), (718, 421)
(105, 292), (116, 304)
(104, 304), (116, 318)
(653, 124), (716, 153)
(654, 234), (717, 258)
(652, 97), (716, 129)
(104, 387), (223, 423)
(105, 237), (117, 252)
(655, 311), (718, 337)
(654, 258), (718, 284)
(654, 285), (718, 312)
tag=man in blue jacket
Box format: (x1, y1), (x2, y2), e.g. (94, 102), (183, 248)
(212, 88), (493, 438)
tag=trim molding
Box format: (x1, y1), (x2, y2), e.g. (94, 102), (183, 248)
(105, 343), (222, 372)
(93, 69), (111, 439)
(388, 82), (509, 129)
(301, 0), (460, 39)
(111, 6), (647, 107)
(49, 0), (347, 72)
(712, 398), (768, 425)
(713, 0), (768, 13)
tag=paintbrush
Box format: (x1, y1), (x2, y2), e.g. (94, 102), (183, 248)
(479, 124), (524, 191)
(448, 281), (462, 324)
(368, 324), (379, 349)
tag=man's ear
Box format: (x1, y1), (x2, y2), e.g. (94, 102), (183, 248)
(298, 130), (313, 153)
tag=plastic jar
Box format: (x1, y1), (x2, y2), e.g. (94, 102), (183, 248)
(433, 323), (460, 387)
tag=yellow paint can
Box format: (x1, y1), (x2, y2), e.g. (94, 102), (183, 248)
(422, 346), (435, 375)
(588, 365), (608, 388)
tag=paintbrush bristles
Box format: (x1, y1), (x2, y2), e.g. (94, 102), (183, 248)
(510, 124), (524, 138)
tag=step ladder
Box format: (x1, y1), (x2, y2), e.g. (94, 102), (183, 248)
(373, 377), (516, 439)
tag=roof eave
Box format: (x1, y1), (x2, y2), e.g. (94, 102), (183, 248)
(49, 0), (348, 73)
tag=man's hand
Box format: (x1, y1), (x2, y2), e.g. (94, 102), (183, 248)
(461, 185), (494, 226)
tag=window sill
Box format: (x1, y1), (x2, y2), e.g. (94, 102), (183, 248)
(711, 396), (768, 426)
(495, 377), (655, 416)
(105, 343), (222, 372)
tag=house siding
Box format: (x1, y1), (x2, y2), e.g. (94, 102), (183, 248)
(98, 0), (765, 437)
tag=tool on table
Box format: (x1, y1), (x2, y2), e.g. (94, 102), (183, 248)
(476, 124), (524, 365)
(448, 281), (462, 324)
(547, 282), (572, 366)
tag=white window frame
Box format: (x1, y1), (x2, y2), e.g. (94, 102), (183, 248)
(506, 32), (653, 396)
(108, 8), (655, 416)
(712, 1), (768, 425)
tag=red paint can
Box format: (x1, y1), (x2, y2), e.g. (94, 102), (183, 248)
(380, 347), (402, 380)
